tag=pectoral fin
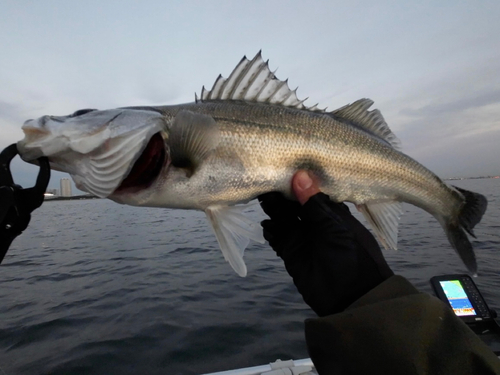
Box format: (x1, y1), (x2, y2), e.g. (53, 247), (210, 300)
(205, 204), (265, 277)
(356, 201), (403, 250)
(168, 110), (219, 176)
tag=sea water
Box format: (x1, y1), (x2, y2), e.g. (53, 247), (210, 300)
(1, 178), (499, 374)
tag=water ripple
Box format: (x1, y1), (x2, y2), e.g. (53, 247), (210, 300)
(0, 178), (499, 374)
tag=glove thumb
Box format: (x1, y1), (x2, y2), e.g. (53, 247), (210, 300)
(292, 171), (321, 205)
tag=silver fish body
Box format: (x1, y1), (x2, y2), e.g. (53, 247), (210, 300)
(114, 102), (457, 213)
(17, 52), (487, 276)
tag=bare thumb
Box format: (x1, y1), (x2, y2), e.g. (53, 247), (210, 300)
(292, 170), (321, 205)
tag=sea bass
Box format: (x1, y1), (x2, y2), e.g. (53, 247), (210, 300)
(17, 52), (487, 276)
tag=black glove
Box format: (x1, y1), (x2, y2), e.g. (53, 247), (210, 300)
(0, 144), (50, 263)
(259, 192), (394, 317)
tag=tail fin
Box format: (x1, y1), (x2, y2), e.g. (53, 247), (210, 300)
(454, 186), (488, 237)
(443, 188), (487, 275)
(445, 223), (478, 275)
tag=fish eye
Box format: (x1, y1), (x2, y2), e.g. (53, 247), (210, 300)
(70, 108), (97, 117)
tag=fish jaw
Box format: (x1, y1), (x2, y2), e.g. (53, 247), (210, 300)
(17, 109), (168, 197)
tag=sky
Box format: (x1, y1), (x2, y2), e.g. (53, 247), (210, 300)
(1, 0), (499, 194)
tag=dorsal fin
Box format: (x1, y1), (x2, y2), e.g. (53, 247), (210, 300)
(197, 51), (325, 111)
(331, 99), (401, 150)
(197, 52), (398, 149)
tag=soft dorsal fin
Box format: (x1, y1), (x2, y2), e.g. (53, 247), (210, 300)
(168, 110), (219, 176)
(196, 51), (324, 111)
(331, 99), (401, 150)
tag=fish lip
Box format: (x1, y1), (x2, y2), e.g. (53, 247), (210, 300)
(112, 132), (167, 195)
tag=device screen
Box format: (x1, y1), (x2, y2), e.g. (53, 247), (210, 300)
(439, 280), (477, 316)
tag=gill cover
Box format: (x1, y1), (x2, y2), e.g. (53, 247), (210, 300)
(18, 109), (165, 197)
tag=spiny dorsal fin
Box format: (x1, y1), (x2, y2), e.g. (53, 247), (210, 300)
(197, 51), (325, 111)
(331, 99), (401, 150)
(197, 53), (397, 148)
(168, 110), (219, 176)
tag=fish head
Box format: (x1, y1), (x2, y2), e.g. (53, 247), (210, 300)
(18, 108), (169, 198)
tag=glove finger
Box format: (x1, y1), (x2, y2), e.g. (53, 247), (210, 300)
(0, 144), (18, 186)
(261, 220), (297, 242)
(261, 219), (304, 256)
(261, 219), (275, 243)
(301, 194), (377, 243)
(34, 157), (50, 196)
(301, 193), (394, 280)
(259, 192), (301, 221)
(261, 219), (297, 243)
(299, 193), (346, 225)
(0, 187), (15, 224)
(306, 195), (383, 252)
(341, 215), (394, 279)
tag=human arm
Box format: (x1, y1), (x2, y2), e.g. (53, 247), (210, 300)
(259, 170), (500, 374)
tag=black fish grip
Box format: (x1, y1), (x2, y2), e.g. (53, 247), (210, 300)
(0, 144), (50, 263)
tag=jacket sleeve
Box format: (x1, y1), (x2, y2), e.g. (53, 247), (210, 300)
(304, 275), (500, 375)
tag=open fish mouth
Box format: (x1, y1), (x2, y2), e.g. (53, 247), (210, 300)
(114, 132), (166, 194)
(17, 108), (167, 198)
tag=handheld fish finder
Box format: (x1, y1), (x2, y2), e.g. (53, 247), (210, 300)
(431, 274), (500, 355)
(431, 274), (494, 323)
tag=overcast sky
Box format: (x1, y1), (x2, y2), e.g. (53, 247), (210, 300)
(1, 0), (499, 193)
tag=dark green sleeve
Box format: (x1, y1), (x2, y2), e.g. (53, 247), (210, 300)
(305, 275), (500, 375)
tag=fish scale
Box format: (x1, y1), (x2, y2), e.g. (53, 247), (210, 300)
(17, 52), (487, 277)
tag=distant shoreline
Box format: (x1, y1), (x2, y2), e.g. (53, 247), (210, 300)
(444, 176), (500, 181)
(43, 176), (499, 202)
(44, 195), (101, 202)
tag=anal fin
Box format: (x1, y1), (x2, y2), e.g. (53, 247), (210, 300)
(205, 204), (265, 277)
(356, 201), (403, 250)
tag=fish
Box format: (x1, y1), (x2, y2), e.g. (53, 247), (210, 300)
(17, 52), (487, 277)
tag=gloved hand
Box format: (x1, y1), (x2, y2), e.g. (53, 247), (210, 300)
(259, 171), (394, 317)
(0, 144), (50, 263)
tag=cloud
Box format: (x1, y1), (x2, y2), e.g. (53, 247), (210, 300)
(394, 99), (500, 177)
(0, 103), (29, 150)
(400, 90), (500, 118)
(0, 101), (24, 123)
(1, 0), (499, 191)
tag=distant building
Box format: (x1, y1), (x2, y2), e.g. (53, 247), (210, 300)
(46, 188), (58, 196)
(60, 178), (72, 197)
